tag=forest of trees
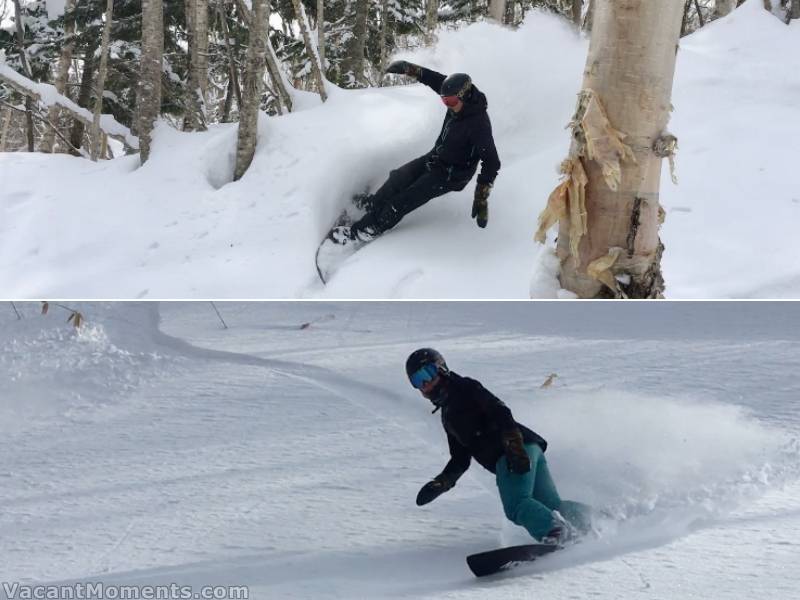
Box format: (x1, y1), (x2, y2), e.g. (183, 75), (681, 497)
(1, 0), (796, 164)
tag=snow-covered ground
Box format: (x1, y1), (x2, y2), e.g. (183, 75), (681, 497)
(2, 301), (799, 599)
(1, 1), (798, 299)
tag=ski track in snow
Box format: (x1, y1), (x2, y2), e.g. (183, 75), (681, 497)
(2, 302), (800, 598)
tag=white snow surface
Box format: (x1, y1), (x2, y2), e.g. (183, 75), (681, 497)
(2, 301), (800, 599)
(1, 1), (799, 299)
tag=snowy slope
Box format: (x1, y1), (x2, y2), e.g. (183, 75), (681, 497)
(0, 1), (798, 299)
(2, 301), (800, 599)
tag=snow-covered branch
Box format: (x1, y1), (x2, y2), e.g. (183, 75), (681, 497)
(0, 54), (139, 151)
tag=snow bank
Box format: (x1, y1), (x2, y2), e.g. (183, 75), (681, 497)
(0, 303), (175, 434)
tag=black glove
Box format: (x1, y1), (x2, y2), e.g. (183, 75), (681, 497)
(472, 183), (491, 228)
(502, 429), (531, 474)
(416, 473), (456, 506)
(385, 60), (422, 79)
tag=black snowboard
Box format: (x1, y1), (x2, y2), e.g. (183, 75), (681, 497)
(315, 208), (353, 284)
(466, 543), (559, 577)
(314, 192), (374, 284)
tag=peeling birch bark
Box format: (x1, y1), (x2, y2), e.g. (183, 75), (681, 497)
(536, 0), (683, 299)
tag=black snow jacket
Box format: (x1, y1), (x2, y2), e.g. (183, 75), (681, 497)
(417, 68), (501, 188)
(437, 372), (547, 482)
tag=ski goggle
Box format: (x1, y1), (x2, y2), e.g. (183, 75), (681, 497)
(441, 95), (461, 108)
(409, 364), (440, 389)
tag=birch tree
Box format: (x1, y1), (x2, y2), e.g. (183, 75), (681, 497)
(290, 0), (327, 100)
(90, 0), (114, 161)
(12, 0), (34, 151)
(69, 41), (98, 154)
(378, 0), (389, 78)
(40, 0), (76, 153)
(488, 0), (506, 23)
(571, 0), (583, 27)
(340, 0), (369, 87)
(235, 0), (294, 113)
(582, 0), (595, 32)
(137, 0), (164, 164)
(185, 0), (209, 130)
(317, 0), (325, 69)
(426, 0), (438, 44)
(233, 0), (268, 180)
(714, 0), (737, 18)
(216, 0), (242, 121)
(535, 0), (684, 299)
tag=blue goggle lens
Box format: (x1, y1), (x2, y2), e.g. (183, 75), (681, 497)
(410, 364), (439, 389)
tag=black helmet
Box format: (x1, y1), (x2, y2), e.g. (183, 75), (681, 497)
(406, 347), (448, 382)
(406, 348), (450, 408)
(440, 73), (472, 100)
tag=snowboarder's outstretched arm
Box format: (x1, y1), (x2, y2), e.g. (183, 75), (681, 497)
(469, 114), (501, 229)
(416, 432), (471, 506)
(385, 60), (446, 95)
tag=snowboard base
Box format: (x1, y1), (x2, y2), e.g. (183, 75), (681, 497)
(466, 543), (559, 577)
(315, 209), (353, 284)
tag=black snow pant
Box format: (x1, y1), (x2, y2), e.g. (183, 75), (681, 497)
(352, 154), (471, 237)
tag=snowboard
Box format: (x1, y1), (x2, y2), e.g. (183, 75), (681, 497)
(314, 192), (374, 284)
(466, 543), (560, 577)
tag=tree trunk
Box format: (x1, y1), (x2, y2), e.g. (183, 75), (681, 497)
(582, 0), (595, 32)
(265, 37), (293, 112)
(40, 0), (76, 153)
(426, 0), (438, 44)
(317, 0), (325, 70)
(378, 0), (389, 80)
(233, 0), (269, 181)
(69, 42), (98, 154)
(488, 0), (506, 23)
(184, 0), (209, 130)
(0, 107), (12, 151)
(217, 0), (242, 115)
(681, 0), (692, 36)
(694, 0), (706, 26)
(791, 0), (800, 19)
(12, 0), (34, 151)
(540, 0), (684, 299)
(290, 0), (327, 100)
(571, 0), (583, 28)
(714, 0), (736, 18)
(234, 0), (294, 111)
(221, 77), (234, 122)
(340, 0), (369, 87)
(137, 0), (164, 164)
(90, 0), (114, 161)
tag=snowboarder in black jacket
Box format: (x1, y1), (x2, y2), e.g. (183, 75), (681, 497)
(333, 61), (501, 245)
(406, 348), (590, 544)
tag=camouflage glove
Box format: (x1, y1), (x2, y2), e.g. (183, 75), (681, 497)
(502, 429), (531, 474)
(472, 183), (491, 228)
(385, 60), (422, 79)
(416, 473), (456, 506)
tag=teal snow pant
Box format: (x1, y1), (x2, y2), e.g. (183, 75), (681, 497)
(495, 443), (592, 540)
